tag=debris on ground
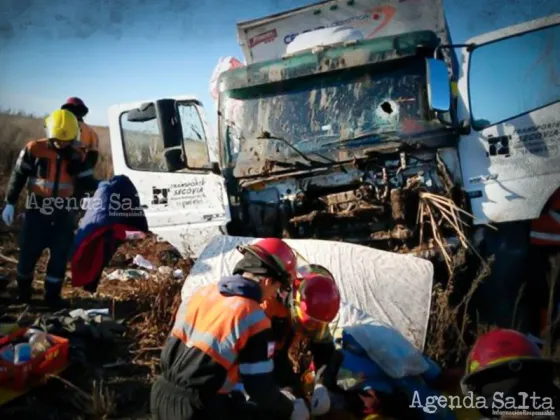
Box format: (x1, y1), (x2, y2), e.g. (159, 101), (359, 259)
(0, 229), (191, 419)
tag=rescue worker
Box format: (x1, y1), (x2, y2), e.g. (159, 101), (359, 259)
(150, 237), (310, 420)
(61, 97), (99, 169)
(258, 262), (341, 416)
(1, 109), (101, 307)
(461, 328), (560, 419)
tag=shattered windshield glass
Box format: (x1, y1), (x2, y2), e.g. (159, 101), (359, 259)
(219, 58), (443, 175)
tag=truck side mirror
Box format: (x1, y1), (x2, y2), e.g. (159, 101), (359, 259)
(127, 103), (156, 122)
(164, 147), (186, 172)
(426, 58), (451, 113)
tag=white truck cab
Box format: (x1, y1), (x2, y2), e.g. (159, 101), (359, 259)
(107, 4), (559, 266)
(453, 13), (560, 225)
(107, 95), (230, 257)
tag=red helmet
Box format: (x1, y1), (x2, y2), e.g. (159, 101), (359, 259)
(236, 238), (297, 287)
(65, 97), (86, 107)
(460, 328), (551, 395)
(292, 264), (341, 341)
(61, 97), (89, 118)
(466, 329), (542, 376)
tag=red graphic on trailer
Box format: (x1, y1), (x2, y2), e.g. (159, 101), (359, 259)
(364, 6), (397, 38)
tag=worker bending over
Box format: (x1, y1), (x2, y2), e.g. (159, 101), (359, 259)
(1, 109), (101, 307)
(259, 261), (341, 416)
(150, 237), (310, 420)
(61, 97), (99, 169)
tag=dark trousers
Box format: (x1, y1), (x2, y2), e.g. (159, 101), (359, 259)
(150, 376), (290, 420)
(16, 208), (75, 298)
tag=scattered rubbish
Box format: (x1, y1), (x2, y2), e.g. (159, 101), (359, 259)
(69, 308), (110, 320)
(106, 269), (150, 281)
(173, 269), (184, 280)
(0, 327), (69, 391)
(125, 231), (146, 240)
(158, 266), (173, 276)
(133, 254), (155, 270)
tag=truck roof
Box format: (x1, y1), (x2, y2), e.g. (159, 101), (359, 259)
(236, 0), (448, 65)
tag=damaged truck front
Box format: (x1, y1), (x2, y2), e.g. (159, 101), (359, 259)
(217, 0), (463, 257)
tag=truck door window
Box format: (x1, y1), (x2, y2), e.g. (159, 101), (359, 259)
(177, 102), (210, 169)
(468, 23), (560, 130)
(120, 105), (168, 172)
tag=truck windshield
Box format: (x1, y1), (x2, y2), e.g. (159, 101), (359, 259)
(219, 57), (443, 171)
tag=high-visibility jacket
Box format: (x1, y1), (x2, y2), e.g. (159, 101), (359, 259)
(78, 121), (99, 168)
(4, 138), (99, 205)
(171, 282), (272, 393)
(530, 190), (560, 246)
(159, 275), (294, 417)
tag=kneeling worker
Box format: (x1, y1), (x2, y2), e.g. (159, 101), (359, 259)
(150, 237), (310, 420)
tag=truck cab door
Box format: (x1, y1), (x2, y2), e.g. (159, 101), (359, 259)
(108, 96), (230, 258)
(457, 14), (560, 225)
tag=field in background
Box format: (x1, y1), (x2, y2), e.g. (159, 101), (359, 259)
(0, 111), (113, 181)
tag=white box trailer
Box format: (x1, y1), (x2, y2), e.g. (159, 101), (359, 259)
(236, 0), (449, 65)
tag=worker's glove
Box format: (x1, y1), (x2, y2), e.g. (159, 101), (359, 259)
(281, 389), (310, 420)
(291, 398), (310, 420)
(2, 204), (14, 226)
(310, 383), (331, 415)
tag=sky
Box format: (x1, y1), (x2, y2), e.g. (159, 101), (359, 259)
(0, 0), (558, 131)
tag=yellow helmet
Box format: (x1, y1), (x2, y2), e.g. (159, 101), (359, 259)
(45, 109), (79, 142)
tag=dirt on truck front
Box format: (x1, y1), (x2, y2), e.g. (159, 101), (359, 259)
(217, 30), (467, 266)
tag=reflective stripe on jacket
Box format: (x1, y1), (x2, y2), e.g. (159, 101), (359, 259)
(531, 190), (560, 246)
(170, 283), (271, 394)
(4, 138), (98, 205)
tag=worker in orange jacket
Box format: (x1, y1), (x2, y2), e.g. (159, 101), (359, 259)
(61, 97), (99, 169)
(150, 237), (310, 420)
(1, 109), (101, 307)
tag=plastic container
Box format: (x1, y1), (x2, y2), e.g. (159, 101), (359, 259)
(14, 343), (32, 364)
(0, 344), (14, 362)
(28, 332), (52, 357)
(0, 327), (69, 390)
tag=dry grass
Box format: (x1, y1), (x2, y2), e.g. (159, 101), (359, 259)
(0, 110), (113, 180)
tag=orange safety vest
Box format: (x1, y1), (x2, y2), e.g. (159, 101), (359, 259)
(171, 284), (272, 394)
(23, 139), (87, 198)
(79, 121), (99, 152)
(530, 189), (560, 246)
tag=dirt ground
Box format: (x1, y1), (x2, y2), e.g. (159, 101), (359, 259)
(0, 218), (190, 419)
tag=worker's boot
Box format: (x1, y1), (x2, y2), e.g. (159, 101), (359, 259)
(16, 276), (33, 304)
(44, 281), (69, 309)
